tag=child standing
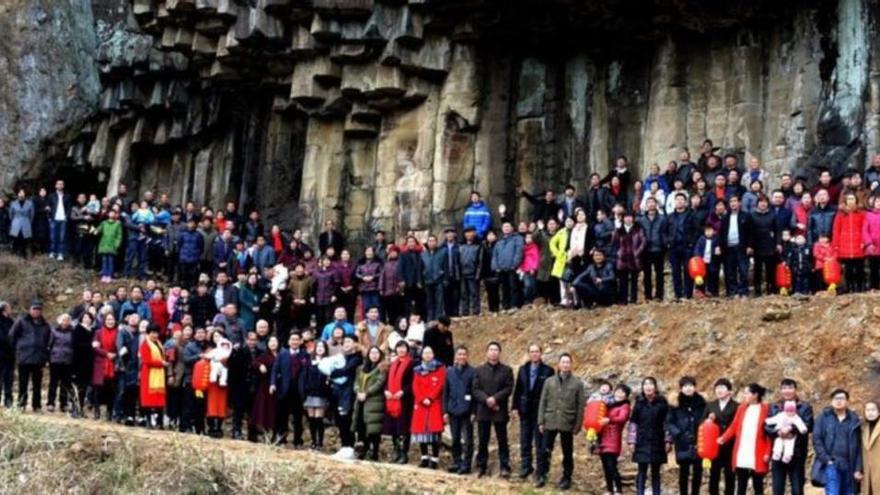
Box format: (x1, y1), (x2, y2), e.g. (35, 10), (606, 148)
(812, 234), (836, 292)
(692, 224), (722, 297)
(783, 233), (812, 295)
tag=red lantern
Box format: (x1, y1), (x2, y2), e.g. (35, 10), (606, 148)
(697, 418), (721, 469)
(775, 263), (792, 296)
(192, 359), (211, 398)
(688, 256), (707, 286)
(823, 258), (841, 294)
(582, 400), (608, 442)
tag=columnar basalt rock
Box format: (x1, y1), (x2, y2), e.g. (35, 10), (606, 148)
(3, 0), (880, 246)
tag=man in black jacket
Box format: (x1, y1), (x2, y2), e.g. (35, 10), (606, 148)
(0, 302), (15, 408)
(582, 173), (614, 222)
(47, 179), (72, 260)
(520, 188), (562, 224)
(766, 379), (814, 495)
(318, 219), (345, 257)
(701, 378), (740, 495)
(473, 341), (515, 478)
(9, 300), (51, 411)
(423, 317), (455, 367)
(512, 344), (554, 479)
(441, 229), (461, 317)
(664, 193), (695, 299)
(750, 195), (781, 296)
(720, 196), (753, 297)
(444, 345), (476, 475)
(228, 331), (260, 440)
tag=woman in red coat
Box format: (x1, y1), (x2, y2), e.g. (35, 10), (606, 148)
(832, 193), (867, 292)
(597, 384), (632, 495)
(91, 312), (119, 421)
(410, 346), (446, 469)
(148, 287), (170, 340)
(718, 383), (772, 495)
(139, 324), (166, 428)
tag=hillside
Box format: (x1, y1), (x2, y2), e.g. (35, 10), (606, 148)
(0, 256), (879, 493)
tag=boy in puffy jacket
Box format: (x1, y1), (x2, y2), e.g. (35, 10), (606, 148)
(812, 234), (836, 292)
(783, 233), (813, 294)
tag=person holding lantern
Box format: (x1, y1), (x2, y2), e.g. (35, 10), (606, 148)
(667, 376), (708, 495)
(534, 353), (585, 491)
(597, 384), (632, 495)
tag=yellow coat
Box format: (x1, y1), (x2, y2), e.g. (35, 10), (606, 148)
(549, 228), (570, 279)
(863, 421), (880, 495)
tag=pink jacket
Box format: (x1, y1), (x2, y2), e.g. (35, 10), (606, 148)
(519, 242), (540, 274)
(862, 209), (880, 257)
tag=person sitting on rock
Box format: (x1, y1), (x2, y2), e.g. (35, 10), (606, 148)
(572, 250), (616, 308)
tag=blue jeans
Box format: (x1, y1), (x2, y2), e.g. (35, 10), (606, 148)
(824, 463), (853, 495)
(101, 254), (115, 278)
(49, 220), (67, 256)
(124, 238), (147, 279)
(522, 274), (536, 304)
(424, 283), (445, 321)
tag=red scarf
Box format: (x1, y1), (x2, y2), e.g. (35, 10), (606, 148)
(100, 326), (118, 380)
(715, 186), (726, 200)
(611, 184), (621, 197)
(385, 356), (412, 418)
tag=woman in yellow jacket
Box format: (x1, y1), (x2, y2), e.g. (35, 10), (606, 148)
(550, 216), (574, 306)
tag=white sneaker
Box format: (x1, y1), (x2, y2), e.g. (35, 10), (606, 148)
(332, 447), (356, 461)
(48, 253), (56, 259)
(57, 255), (64, 261)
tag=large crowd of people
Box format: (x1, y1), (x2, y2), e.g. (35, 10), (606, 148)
(0, 145), (879, 494)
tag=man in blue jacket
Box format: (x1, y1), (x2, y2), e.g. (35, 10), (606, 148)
(463, 192), (492, 240)
(444, 345), (476, 475)
(491, 222), (524, 310)
(271, 333), (310, 447)
(178, 219), (205, 289)
(421, 235), (447, 321)
(811, 389), (863, 495)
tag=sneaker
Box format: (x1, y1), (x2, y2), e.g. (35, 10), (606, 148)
(57, 255), (64, 261)
(49, 253), (56, 259)
(331, 447), (356, 461)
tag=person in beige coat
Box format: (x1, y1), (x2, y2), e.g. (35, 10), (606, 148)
(354, 306), (390, 356)
(862, 401), (880, 495)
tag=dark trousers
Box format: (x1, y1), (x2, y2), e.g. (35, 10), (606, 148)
(540, 277), (560, 305)
(643, 250), (665, 300)
(709, 443), (736, 495)
(124, 238), (147, 279)
(600, 453), (624, 493)
(47, 362), (73, 409)
(792, 272), (811, 295)
(276, 392), (304, 445)
(770, 459), (806, 495)
(460, 278), (481, 315)
(231, 393), (252, 437)
(753, 254), (777, 296)
(12, 233), (28, 257)
(704, 261), (721, 296)
(315, 304), (333, 330)
(724, 245), (750, 296)
(0, 360), (14, 407)
(449, 413), (474, 470)
(100, 254), (115, 278)
(618, 269), (639, 304)
(443, 279), (460, 316)
(337, 412), (354, 447)
(637, 462), (663, 495)
(181, 384), (206, 434)
(166, 386), (183, 424)
(678, 460), (703, 495)
(498, 270), (522, 309)
(868, 257), (880, 290)
(95, 381), (116, 419)
(476, 420), (510, 471)
(519, 414), (542, 471)
(573, 276), (615, 307)
(113, 380), (138, 421)
(484, 279), (500, 312)
(736, 469), (765, 495)
(403, 287), (424, 319)
(17, 363), (43, 410)
(380, 294), (404, 325)
(424, 282), (445, 321)
(538, 429), (573, 480)
(842, 258), (865, 293)
(669, 245), (694, 299)
(179, 261), (199, 289)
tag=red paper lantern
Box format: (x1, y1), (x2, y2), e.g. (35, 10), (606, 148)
(775, 263), (792, 295)
(697, 418), (721, 469)
(192, 359), (211, 398)
(688, 256), (707, 285)
(582, 400), (608, 442)
(823, 258), (841, 294)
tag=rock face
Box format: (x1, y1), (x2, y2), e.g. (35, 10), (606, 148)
(3, 0), (880, 247)
(0, 0), (102, 192)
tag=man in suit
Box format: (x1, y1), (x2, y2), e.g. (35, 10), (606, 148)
(47, 180), (72, 260)
(473, 342), (515, 478)
(512, 344), (554, 480)
(318, 219), (345, 257)
(719, 195), (753, 298)
(270, 333), (310, 446)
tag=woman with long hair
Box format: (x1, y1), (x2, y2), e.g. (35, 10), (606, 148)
(718, 383), (772, 495)
(353, 346), (387, 461)
(91, 311), (119, 420)
(301, 340), (332, 450)
(410, 346), (446, 469)
(629, 377), (669, 495)
(384, 340), (415, 463)
(138, 324), (166, 428)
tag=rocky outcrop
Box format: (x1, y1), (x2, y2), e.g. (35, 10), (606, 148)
(3, 0), (880, 246)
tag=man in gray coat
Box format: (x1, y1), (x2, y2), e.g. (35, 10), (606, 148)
(9, 190), (34, 257)
(8, 300), (51, 411)
(535, 353), (585, 490)
(491, 221), (524, 310)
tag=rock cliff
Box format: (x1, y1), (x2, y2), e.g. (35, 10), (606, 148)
(2, 0), (880, 245)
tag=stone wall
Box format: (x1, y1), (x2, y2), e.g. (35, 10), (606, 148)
(3, 0), (880, 246)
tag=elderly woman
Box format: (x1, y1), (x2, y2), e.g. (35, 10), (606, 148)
(47, 314), (75, 412)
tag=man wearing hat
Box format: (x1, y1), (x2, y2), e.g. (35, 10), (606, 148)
(9, 299), (51, 411)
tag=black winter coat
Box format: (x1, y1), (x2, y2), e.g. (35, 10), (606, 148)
(8, 315), (51, 365)
(750, 209), (780, 257)
(665, 393), (707, 462)
(512, 361), (554, 417)
(473, 361), (514, 422)
(631, 394), (670, 464)
(299, 360), (332, 399)
(0, 315), (14, 362)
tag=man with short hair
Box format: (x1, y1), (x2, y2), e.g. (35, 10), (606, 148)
(458, 227), (483, 316)
(491, 222), (524, 310)
(9, 300), (50, 411)
(0, 302), (15, 408)
(463, 191), (492, 240)
(271, 333), (310, 446)
(535, 353), (585, 491)
(513, 344), (554, 480)
(48, 179), (72, 260)
(665, 193), (695, 299)
(442, 229), (461, 317)
(444, 345), (476, 475)
(720, 195), (753, 298)
(420, 235), (447, 322)
(701, 378), (740, 495)
(811, 389), (863, 495)
(318, 219), (346, 257)
(766, 379), (814, 495)
(473, 342), (514, 478)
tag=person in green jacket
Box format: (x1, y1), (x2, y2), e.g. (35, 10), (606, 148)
(353, 345), (387, 461)
(96, 210), (123, 283)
